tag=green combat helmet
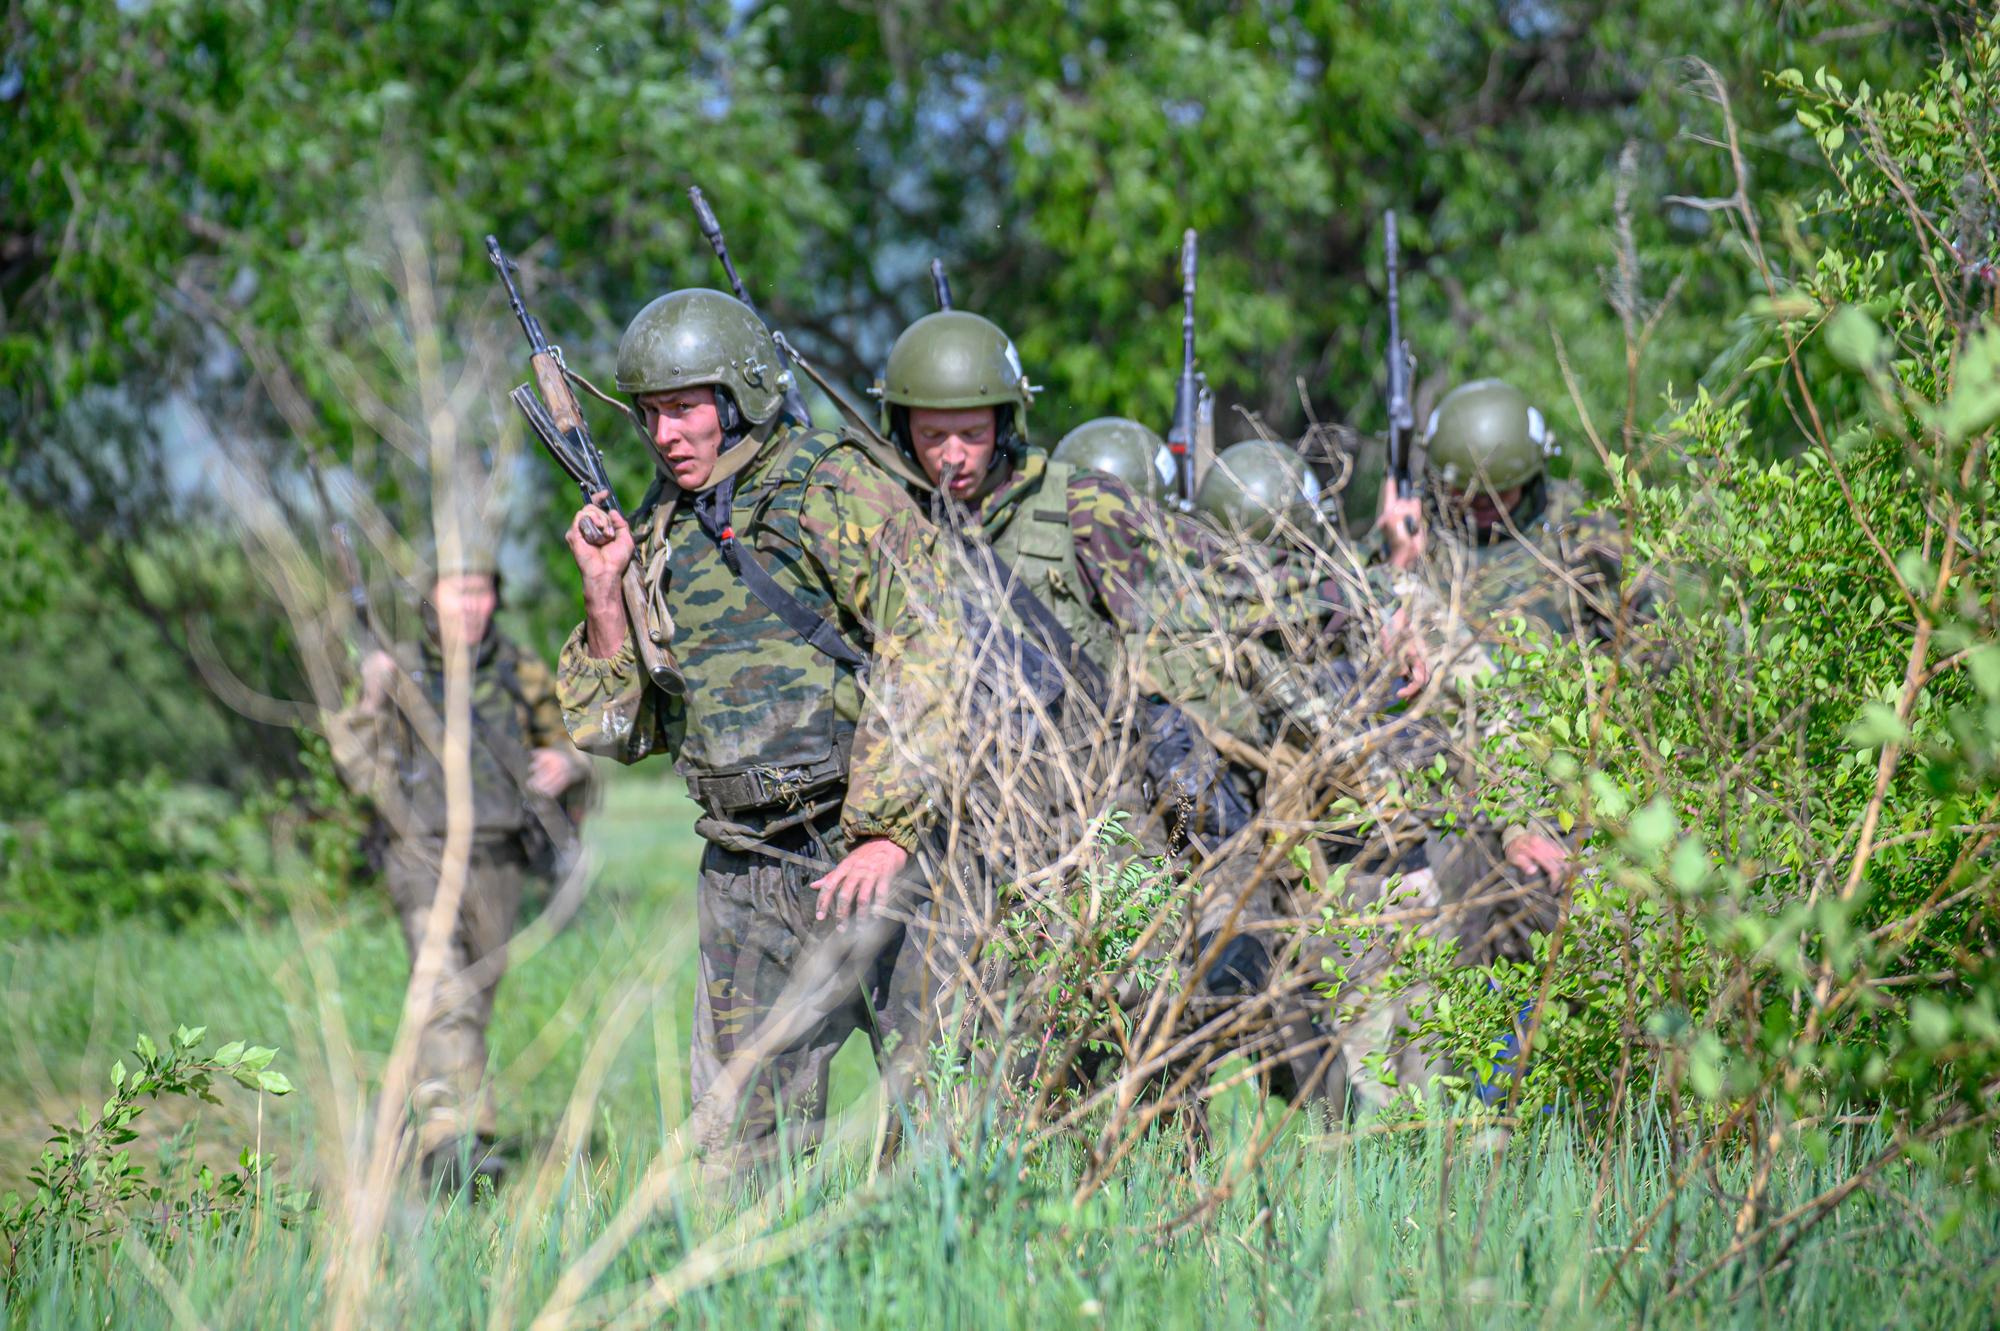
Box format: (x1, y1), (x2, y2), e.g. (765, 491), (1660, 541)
(1423, 379), (1555, 493)
(615, 289), (790, 425)
(877, 310), (1035, 459)
(1194, 439), (1322, 541)
(1052, 417), (1175, 504)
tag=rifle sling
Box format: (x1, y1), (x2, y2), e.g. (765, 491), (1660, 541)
(692, 475), (869, 670)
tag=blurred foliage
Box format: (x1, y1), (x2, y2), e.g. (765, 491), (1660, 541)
(0, 736), (368, 935)
(0, 1024), (301, 1295)
(1362, 20), (2000, 1168)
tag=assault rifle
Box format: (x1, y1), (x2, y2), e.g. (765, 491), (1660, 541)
(687, 186), (814, 427)
(484, 235), (684, 696)
(930, 258), (954, 311)
(1166, 229), (1200, 509)
(1382, 210), (1419, 532)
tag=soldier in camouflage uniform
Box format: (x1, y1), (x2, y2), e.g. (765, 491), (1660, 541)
(878, 320), (1398, 1104)
(329, 556), (590, 1185)
(1327, 378), (1655, 1108)
(1389, 378), (1650, 901)
(1186, 437), (1447, 1110)
(556, 289), (958, 1154)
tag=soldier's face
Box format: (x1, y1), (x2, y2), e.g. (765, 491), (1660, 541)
(638, 387), (725, 490)
(1451, 482), (1525, 535)
(908, 407), (999, 501)
(433, 573), (498, 649)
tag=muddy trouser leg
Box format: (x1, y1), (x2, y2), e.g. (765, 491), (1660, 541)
(383, 838), (527, 1153)
(1323, 853), (1445, 1115)
(686, 820), (927, 1156)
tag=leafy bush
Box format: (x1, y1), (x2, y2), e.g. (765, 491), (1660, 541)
(0, 1024), (304, 1293)
(1360, 23), (2000, 1181)
(0, 734), (368, 936)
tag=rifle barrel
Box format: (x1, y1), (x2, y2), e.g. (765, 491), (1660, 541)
(688, 185), (752, 309)
(1180, 229), (1197, 364)
(485, 235), (549, 353)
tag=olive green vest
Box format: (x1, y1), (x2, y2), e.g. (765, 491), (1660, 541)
(651, 427), (864, 794)
(984, 459), (1120, 676)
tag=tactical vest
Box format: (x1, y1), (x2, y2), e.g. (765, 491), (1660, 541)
(650, 428), (864, 812)
(390, 635), (539, 838)
(985, 460), (1121, 677)
(1463, 480), (1597, 643)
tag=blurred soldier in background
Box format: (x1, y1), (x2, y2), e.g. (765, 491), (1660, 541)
(1334, 378), (1657, 1109)
(329, 552), (590, 1188)
(555, 288), (957, 1155)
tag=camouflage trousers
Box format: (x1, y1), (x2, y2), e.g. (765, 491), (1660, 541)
(686, 810), (947, 1155)
(382, 837), (530, 1154)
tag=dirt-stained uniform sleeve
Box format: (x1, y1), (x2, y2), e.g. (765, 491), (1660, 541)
(555, 617), (681, 767)
(792, 447), (955, 853)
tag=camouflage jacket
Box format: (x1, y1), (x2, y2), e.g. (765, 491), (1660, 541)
(329, 631), (570, 843)
(557, 425), (952, 854)
(948, 452), (1350, 747)
(1442, 479), (1651, 652)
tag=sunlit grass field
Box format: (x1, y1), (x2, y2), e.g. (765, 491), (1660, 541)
(1, 774), (1996, 1327)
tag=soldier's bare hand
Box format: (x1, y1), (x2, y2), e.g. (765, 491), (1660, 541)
(358, 650), (399, 710)
(566, 492), (634, 595)
(1506, 833), (1570, 880)
(527, 747), (579, 799)
(1386, 608), (1432, 700)
(1375, 475), (1427, 570)
(812, 837), (910, 927)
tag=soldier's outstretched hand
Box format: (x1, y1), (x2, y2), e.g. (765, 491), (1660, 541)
(813, 837), (910, 927)
(358, 649), (399, 711)
(527, 747), (582, 799)
(1386, 607), (1433, 700)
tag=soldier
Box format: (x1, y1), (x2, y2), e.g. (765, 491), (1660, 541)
(1392, 378), (1651, 896)
(1330, 379), (1657, 1108)
(1188, 437), (1447, 1110)
(878, 319), (1416, 1107)
(1052, 416), (1177, 507)
(1389, 378), (1638, 647)
(329, 554), (590, 1187)
(555, 288), (955, 1154)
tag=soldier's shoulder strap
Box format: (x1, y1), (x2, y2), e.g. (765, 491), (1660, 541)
(697, 432), (870, 671)
(742, 426), (851, 535)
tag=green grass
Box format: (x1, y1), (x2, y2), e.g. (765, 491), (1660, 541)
(1, 773), (1997, 1327)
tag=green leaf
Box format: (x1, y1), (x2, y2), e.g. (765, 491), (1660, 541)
(1626, 798), (1676, 857)
(214, 1041), (246, 1066)
(1909, 998), (1952, 1049)
(239, 1046), (277, 1073)
(134, 1033), (158, 1062)
(1969, 646), (2000, 701)
(110, 1060), (127, 1091)
(255, 1070), (293, 1096)
(1845, 702), (1908, 750)
(1824, 306), (1886, 374)
(1937, 323), (2000, 444)
(1668, 838), (1709, 892)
